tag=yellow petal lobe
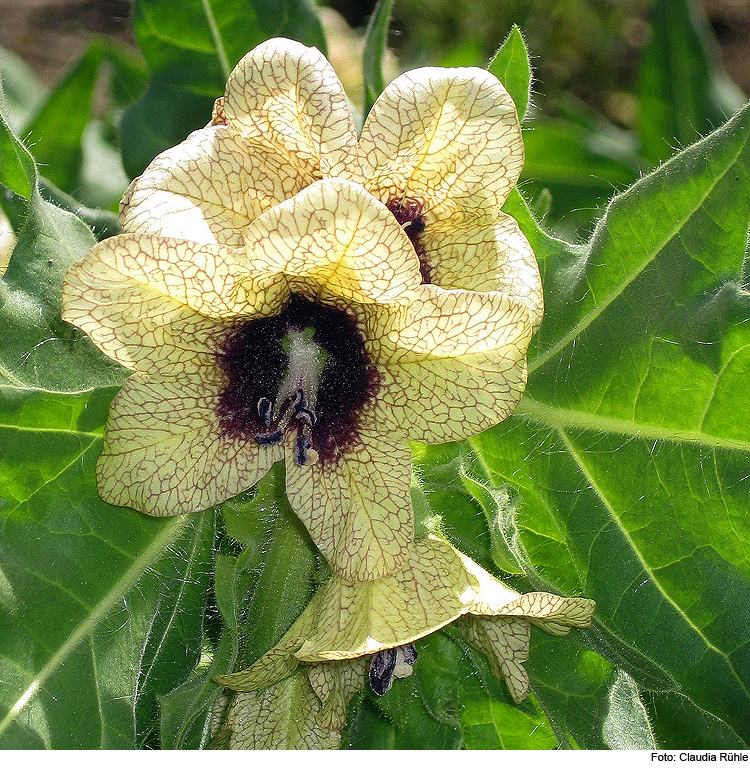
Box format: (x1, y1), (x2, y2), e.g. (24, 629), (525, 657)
(360, 67), (522, 223)
(241, 178), (422, 305)
(294, 536), (477, 661)
(285, 428), (414, 582)
(422, 212), (544, 332)
(224, 38), (359, 180)
(97, 372), (282, 516)
(217, 675), (340, 750)
(120, 126), (313, 246)
(367, 285), (533, 444)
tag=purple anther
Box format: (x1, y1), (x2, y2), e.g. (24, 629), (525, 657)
(398, 643), (417, 666)
(294, 407), (317, 428)
(409, 216), (425, 233)
(254, 429), (284, 446)
(369, 648), (398, 696)
(257, 396), (273, 428)
(291, 388), (306, 411)
(294, 433), (311, 466)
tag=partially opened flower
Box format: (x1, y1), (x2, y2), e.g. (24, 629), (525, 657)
(214, 534), (596, 742)
(61, 38), (542, 583)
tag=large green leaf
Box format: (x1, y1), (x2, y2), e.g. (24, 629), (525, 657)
(120, 0), (326, 178)
(477, 101), (750, 747)
(0, 113), (209, 749)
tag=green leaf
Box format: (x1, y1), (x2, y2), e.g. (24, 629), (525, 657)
(0, 401), (196, 746)
(467, 102), (750, 747)
(362, 0), (395, 119)
(22, 42), (104, 194)
(0, 113), (212, 747)
(637, 0), (746, 164)
(134, 510), (216, 747)
(0, 376), (214, 750)
(0, 105), (36, 200)
(0, 192), (127, 391)
(221, 462), (323, 667)
(487, 25), (532, 121)
(0, 46), (45, 129)
(121, 0), (326, 178)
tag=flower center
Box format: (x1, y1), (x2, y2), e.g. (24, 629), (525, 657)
(387, 196), (430, 284)
(215, 294), (379, 467)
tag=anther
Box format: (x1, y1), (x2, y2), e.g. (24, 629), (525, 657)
(294, 407), (317, 428)
(257, 397), (273, 428)
(254, 429), (284, 446)
(393, 643), (417, 678)
(291, 388), (306, 412)
(294, 433), (311, 466)
(409, 216), (425, 233)
(369, 648), (398, 696)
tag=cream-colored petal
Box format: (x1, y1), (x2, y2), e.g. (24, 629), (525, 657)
(294, 535), (478, 661)
(360, 67), (522, 222)
(365, 285), (532, 444)
(120, 125), (313, 246)
(422, 213), (544, 332)
(96, 370), (282, 516)
(62, 234), (288, 371)
(458, 615), (531, 703)
(219, 676), (341, 750)
(307, 658), (368, 731)
(224, 38), (359, 180)
(473, 590), (597, 628)
(241, 178), (422, 305)
(284, 424), (413, 582)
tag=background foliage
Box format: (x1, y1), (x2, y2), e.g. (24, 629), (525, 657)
(1, 0), (749, 750)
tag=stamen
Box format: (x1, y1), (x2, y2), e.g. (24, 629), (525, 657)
(257, 397), (273, 428)
(294, 407), (317, 428)
(291, 388), (306, 412)
(409, 216), (425, 233)
(369, 648), (398, 696)
(294, 433), (311, 466)
(253, 429), (284, 446)
(393, 643), (417, 679)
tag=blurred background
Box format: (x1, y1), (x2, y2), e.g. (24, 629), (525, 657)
(1, 1), (747, 115)
(0, 0), (747, 241)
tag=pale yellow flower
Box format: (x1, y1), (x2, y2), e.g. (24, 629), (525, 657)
(216, 535), (596, 707)
(61, 38), (541, 582)
(119, 37), (542, 327)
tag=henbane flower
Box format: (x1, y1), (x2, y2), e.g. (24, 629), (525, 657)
(61, 38), (541, 583)
(212, 534), (596, 747)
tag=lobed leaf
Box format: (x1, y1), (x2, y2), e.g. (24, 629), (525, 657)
(466, 102), (750, 747)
